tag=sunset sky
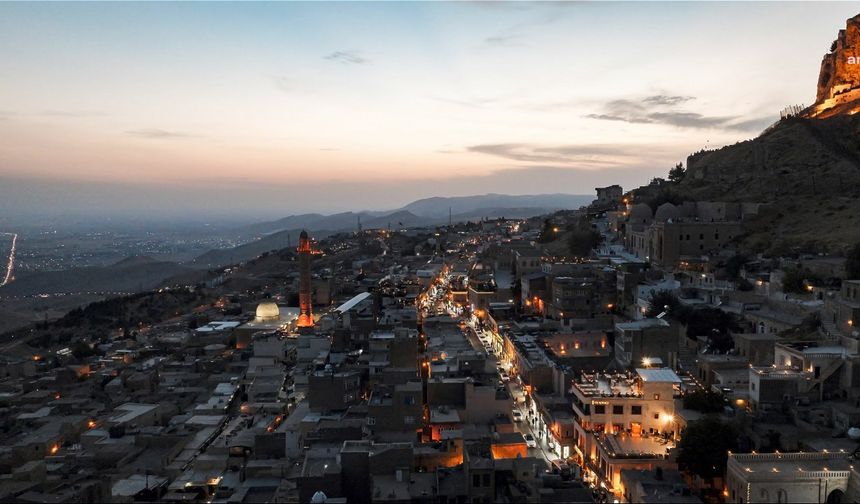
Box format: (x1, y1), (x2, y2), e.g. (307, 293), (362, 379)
(0, 2), (857, 220)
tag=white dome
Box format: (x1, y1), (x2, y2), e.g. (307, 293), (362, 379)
(848, 427), (860, 440)
(311, 491), (327, 503)
(255, 302), (280, 321)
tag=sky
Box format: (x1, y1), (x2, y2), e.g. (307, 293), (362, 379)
(0, 1), (858, 221)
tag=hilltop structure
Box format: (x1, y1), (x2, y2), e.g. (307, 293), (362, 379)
(808, 14), (860, 118)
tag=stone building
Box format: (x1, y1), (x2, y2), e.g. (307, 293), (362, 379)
(726, 451), (855, 504)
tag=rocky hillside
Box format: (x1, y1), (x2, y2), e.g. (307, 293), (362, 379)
(641, 114), (860, 253)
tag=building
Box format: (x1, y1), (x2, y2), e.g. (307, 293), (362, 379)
(614, 318), (678, 369)
(297, 230), (314, 329)
(726, 451), (856, 504)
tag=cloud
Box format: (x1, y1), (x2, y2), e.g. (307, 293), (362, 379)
(0, 110), (15, 120)
(466, 142), (675, 167)
(584, 94), (770, 132)
(324, 51), (369, 65)
(484, 34), (522, 47)
(126, 129), (195, 139)
(642, 95), (694, 106)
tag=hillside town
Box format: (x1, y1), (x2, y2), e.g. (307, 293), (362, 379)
(2, 176), (860, 504)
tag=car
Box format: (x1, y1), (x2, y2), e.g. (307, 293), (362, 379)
(524, 433), (537, 448)
(512, 410), (524, 422)
(500, 372), (510, 383)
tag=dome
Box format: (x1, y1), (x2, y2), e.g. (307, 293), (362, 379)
(654, 202), (680, 222)
(629, 203), (653, 222)
(311, 492), (327, 504)
(255, 302), (280, 321)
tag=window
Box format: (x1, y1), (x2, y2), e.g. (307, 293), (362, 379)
(594, 404), (606, 414)
(482, 474), (490, 486)
(631, 405), (642, 415)
(612, 405), (623, 415)
(654, 413), (660, 420)
(473, 475), (481, 487)
(367, 417), (376, 426)
(404, 396), (415, 405)
(699, 233), (704, 240)
(404, 416), (415, 425)
(653, 394), (660, 400)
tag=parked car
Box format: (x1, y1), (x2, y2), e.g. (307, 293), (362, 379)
(512, 410), (524, 422)
(524, 433), (537, 448)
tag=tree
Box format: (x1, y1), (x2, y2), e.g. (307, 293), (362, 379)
(677, 416), (739, 481)
(724, 254), (748, 280)
(645, 290), (681, 318)
(538, 219), (557, 243)
(568, 229), (601, 257)
(781, 266), (821, 294)
(683, 390), (727, 414)
(668, 162), (686, 183)
(847, 242), (860, 279)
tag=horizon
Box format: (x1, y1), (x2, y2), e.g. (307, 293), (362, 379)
(1, 2), (858, 221)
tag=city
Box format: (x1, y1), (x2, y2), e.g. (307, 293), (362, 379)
(2, 3), (860, 504)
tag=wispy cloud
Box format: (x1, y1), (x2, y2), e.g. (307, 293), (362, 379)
(484, 33), (522, 47)
(0, 110), (15, 120)
(466, 142), (665, 167)
(642, 95), (694, 106)
(584, 94), (770, 132)
(324, 50), (369, 65)
(126, 128), (195, 139)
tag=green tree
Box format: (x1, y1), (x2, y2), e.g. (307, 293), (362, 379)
(847, 242), (860, 279)
(567, 229), (601, 257)
(682, 390), (727, 414)
(538, 219), (557, 243)
(782, 266), (821, 294)
(645, 290), (681, 318)
(668, 162), (686, 183)
(677, 417), (739, 481)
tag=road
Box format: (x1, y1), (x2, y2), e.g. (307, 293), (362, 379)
(1, 232), (17, 287)
(423, 269), (556, 466)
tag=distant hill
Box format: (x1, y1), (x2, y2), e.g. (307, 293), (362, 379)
(397, 193), (593, 218)
(239, 193), (591, 237)
(0, 256), (194, 297)
(192, 228), (341, 268)
(196, 193), (592, 267)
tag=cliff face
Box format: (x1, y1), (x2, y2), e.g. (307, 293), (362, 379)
(810, 14), (860, 117)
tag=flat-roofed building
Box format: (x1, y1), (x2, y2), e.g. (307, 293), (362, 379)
(726, 451), (855, 504)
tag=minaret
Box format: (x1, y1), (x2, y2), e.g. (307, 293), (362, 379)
(297, 230), (313, 328)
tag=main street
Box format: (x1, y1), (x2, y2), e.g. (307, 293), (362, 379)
(422, 266), (557, 467)
(1, 232), (17, 287)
